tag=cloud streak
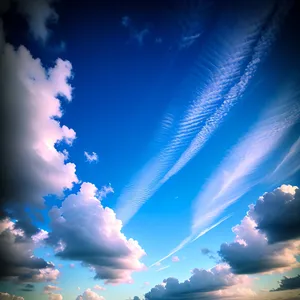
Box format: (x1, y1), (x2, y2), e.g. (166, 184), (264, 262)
(150, 215), (231, 267)
(153, 85), (300, 267)
(116, 1), (291, 225)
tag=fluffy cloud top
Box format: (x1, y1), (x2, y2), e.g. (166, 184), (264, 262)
(0, 292), (24, 300)
(0, 24), (78, 234)
(44, 285), (61, 294)
(219, 185), (300, 274)
(76, 289), (105, 300)
(249, 185), (300, 243)
(48, 182), (146, 284)
(145, 264), (251, 299)
(48, 294), (63, 300)
(0, 218), (59, 282)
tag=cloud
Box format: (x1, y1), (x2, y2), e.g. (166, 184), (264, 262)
(121, 15), (149, 46)
(0, 218), (59, 282)
(159, 1), (292, 187)
(271, 274), (300, 292)
(172, 256), (180, 263)
(156, 266), (170, 272)
(271, 136), (300, 183)
(0, 292), (24, 300)
(200, 248), (216, 261)
(48, 182), (146, 284)
(93, 285), (105, 291)
(20, 283), (34, 292)
(201, 248), (212, 255)
(248, 185), (300, 243)
(0, 24), (78, 234)
(145, 264), (254, 300)
(76, 289), (105, 300)
(32, 229), (49, 244)
(0, 0), (59, 42)
(116, 1), (291, 226)
(15, 0), (58, 42)
(121, 16), (130, 27)
(84, 151), (99, 163)
(48, 294), (63, 300)
(151, 215), (231, 267)
(44, 285), (61, 294)
(219, 186), (300, 274)
(98, 184), (114, 199)
(190, 87), (300, 235)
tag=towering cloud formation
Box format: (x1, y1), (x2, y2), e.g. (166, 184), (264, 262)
(48, 182), (146, 284)
(219, 185), (300, 274)
(0, 21), (78, 234)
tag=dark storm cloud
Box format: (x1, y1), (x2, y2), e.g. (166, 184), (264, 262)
(271, 274), (300, 292)
(249, 186), (300, 243)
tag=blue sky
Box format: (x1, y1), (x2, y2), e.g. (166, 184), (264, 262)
(0, 1), (300, 300)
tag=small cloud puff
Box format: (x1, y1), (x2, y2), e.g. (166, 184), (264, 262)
(76, 288), (105, 300)
(44, 285), (61, 294)
(171, 256), (180, 262)
(84, 151), (99, 163)
(93, 285), (105, 291)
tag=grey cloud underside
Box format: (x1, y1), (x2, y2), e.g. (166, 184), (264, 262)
(0, 226), (52, 281)
(145, 266), (238, 300)
(250, 188), (300, 244)
(219, 186), (300, 275)
(271, 274), (300, 292)
(47, 183), (145, 283)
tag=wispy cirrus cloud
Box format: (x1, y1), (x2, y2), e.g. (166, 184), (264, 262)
(153, 85), (300, 266)
(156, 265), (170, 272)
(150, 215), (232, 267)
(116, 1), (291, 226)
